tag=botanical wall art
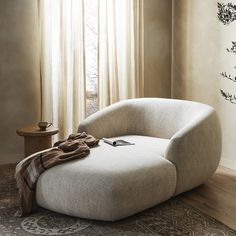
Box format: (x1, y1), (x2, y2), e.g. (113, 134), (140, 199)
(217, 2), (236, 103)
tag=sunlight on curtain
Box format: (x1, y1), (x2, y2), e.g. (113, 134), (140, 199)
(39, 0), (86, 138)
(39, 0), (143, 138)
(99, 0), (144, 108)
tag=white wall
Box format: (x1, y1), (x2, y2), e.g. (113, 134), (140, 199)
(173, 0), (236, 170)
(0, 0), (40, 164)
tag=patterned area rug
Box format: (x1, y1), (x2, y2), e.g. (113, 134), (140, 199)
(1, 170), (236, 236)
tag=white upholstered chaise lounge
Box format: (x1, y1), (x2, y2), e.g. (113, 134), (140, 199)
(36, 98), (221, 221)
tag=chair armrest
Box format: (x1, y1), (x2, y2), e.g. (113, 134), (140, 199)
(78, 102), (130, 139)
(165, 110), (221, 195)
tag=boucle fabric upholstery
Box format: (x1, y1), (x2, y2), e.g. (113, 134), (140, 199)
(165, 109), (221, 194)
(78, 98), (221, 195)
(36, 135), (176, 221)
(35, 98), (221, 221)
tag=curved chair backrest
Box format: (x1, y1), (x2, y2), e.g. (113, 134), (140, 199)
(123, 98), (214, 139)
(85, 98), (214, 140)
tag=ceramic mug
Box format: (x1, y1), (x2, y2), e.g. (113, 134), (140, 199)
(38, 121), (52, 131)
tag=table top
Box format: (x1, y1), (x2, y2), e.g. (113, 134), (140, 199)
(16, 125), (59, 137)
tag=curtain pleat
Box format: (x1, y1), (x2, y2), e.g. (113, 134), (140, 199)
(134, 0), (144, 98)
(98, 0), (144, 108)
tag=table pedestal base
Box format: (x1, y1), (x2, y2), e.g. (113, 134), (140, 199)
(24, 136), (52, 157)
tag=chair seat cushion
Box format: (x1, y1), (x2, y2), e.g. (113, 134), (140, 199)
(36, 135), (176, 221)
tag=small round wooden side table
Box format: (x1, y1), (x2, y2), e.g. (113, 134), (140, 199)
(16, 125), (59, 157)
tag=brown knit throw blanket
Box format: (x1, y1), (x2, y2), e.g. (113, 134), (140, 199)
(15, 132), (99, 217)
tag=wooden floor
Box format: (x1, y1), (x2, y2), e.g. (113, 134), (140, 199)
(180, 166), (236, 231)
(1, 164), (236, 230)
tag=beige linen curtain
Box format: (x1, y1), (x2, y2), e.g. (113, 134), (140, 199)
(99, 0), (144, 108)
(39, 0), (86, 138)
(39, 0), (143, 138)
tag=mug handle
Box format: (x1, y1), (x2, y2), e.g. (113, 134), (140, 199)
(47, 123), (53, 128)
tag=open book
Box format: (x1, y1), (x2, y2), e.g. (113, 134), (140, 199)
(102, 138), (135, 146)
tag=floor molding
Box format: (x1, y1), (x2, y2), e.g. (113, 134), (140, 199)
(220, 157), (236, 171)
(0, 153), (24, 165)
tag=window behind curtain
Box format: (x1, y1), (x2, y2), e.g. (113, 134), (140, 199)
(84, 0), (99, 116)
